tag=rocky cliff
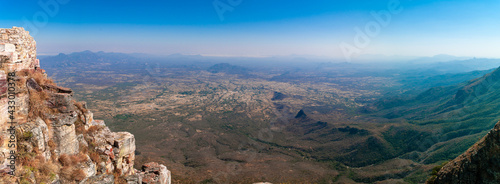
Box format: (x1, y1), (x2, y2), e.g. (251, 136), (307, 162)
(426, 120), (500, 184)
(0, 27), (171, 184)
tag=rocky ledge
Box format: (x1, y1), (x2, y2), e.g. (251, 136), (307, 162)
(0, 27), (171, 183)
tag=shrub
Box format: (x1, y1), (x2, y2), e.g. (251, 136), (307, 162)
(59, 153), (88, 167)
(113, 169), (127, 184)
(87, 125), (104, 134)
(59, 166), (73, 181)
(17, 69), (56, 120)
(71, 169), (87, 181)
(427, 161), (449, 183)
(79, 142), (89, 154)
(28, 89), (53, 119)
(60, 166), (87, 182)
(71, 152), (89, 164)
(18, 69), (55, 86)
(75, 118), (85, 135)
(58, 154), (72, 166)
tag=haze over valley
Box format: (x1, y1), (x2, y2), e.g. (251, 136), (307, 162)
(2, 0), (500, 183)
(38, 51), (500, 183)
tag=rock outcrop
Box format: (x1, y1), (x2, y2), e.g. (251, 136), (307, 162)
(0, 27), (171, 183)
(426, 120), (500, 184)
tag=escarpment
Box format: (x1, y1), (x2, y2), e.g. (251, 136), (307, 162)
(426, 120), (500, 184)
(0, 27), (171, 183)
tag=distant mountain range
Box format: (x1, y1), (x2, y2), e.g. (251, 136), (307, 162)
(38, 50), (500, 183)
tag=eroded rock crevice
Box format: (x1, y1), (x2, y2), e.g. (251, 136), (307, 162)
(0, 27), (171, 184)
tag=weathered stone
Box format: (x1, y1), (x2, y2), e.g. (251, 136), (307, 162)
(47, 92), (75, 113)
(113, 132), (136, 176)
(140, 162), (171, 184)
(0, 27), (173, 183)
(43, 84), (73, 94)
(16, 117), (51, 160)
(77, 134), (88, 148)
(32, 117), (51, 160)
(82, 110), (93, 126)
(78, 155), (97, 180)
(81, 174), (114, 184)
(26, 78), (42, 92)
(125, 173), (142, 184)
(113, 132), (136, 157)
(48, 112), (79, 156)
(49, 111), (78, 126)
(0, 71), (6, 94)
(0, 43), (15, 52)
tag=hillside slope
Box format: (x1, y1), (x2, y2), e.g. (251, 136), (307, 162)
(370, 66), (500, 166)
(0, 27), (170, 183)
(427, 120), (500, 183)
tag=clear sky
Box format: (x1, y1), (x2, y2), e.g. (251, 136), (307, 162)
(1, 0), (499, 61)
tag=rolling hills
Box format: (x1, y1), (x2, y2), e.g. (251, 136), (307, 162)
(39, 51), (500, 183)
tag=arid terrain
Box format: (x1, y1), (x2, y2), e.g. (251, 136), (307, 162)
(40, 51), (500, 183)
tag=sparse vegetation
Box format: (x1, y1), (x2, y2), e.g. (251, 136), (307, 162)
(39, 51), (500, 183)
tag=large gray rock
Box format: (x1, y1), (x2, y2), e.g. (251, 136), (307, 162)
(113, 132), (136, 176)
(47, 92), (75, 113)
(49, 111), (79, 156)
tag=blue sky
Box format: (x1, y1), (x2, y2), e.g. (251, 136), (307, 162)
(1, 0), (499, 61)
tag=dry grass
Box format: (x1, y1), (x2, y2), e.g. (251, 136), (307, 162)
(75, 118), (85, 135)
(60, 166), (86, 182)
(27, 90), (54, 119)
(58, 153), (88, 167)
(17, 155), (60, 183)
(87, 125), (104, 135)
(79, 142), (89, 154)
(58, 154), (72, 166)
(47, 139), (58, 162)
(59, 153), (89, 182)
(18, 69), (55, 86)
(89, 151), (102, 163)
(17, 69), (57, 120)
(71, 169), (87, 182)
(16, 131), (36, 166)
(113, 169), (127, 184)
(74, 101), (88, 113)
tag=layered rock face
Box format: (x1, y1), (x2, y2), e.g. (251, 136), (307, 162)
(0, 27), (171, 184)
(427, 121), (500, 184)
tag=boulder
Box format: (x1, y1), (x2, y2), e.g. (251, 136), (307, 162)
(113, 132), (136, 175)
(125, 173), (142, 184)
(48, 112), (79, 156)
(81, 174), (114, 184)
(47, 92), (75, 113)
(140, 162), (171, 184)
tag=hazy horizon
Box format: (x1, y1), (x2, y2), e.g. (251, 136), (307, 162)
(1, 0), (499, 61)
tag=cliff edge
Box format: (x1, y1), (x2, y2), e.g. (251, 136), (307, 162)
(0, 27), (171, 183)
(427, 120), (500, 184)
